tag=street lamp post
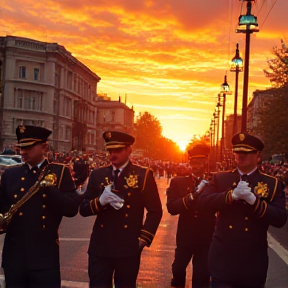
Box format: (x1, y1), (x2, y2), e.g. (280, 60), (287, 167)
(210, 120), (214, 149)
(219, 76), (231, 163)
(215, 101), (221, 163)
(230, 43), (243, 135)
(236, 0), (259, 132)
(210, 120), (215, 165)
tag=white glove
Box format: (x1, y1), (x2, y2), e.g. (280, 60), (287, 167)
(196, 180), (208, 193)
(99, 184), (124, 208)
(110, 200), (124, 210)
(232, 181), (256, 205)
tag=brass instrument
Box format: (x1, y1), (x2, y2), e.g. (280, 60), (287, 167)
(0, 167), (57, 233)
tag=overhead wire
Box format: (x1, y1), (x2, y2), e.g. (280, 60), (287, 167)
(256, 0), (266, 15)
(259, 0), (277, 30)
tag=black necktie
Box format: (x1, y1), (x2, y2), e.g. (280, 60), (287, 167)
(241, 174), (248, 181)
(113, 169), (120, 186)
(31, 166), (39, 174)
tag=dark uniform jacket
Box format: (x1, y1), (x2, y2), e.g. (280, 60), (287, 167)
(166, 175), (215, 247)
(197, 168), (287, 287)
(79, 161), (163, 258)
(73, 160), (90, 187)
(0, 159), (79, 270)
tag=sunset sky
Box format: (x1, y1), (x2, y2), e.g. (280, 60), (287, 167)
(1, 0), (287, 150)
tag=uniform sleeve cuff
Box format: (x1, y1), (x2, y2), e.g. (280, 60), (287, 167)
(89, 197), (106, 214)
(226, 190), (233, 204)
(139, 229), (154, 247)
(183, 193), (194, 209)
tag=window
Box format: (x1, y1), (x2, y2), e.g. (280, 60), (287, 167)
(13, 118), (44, 132)
(17, 96), (23, 108)
(65, 126), (71, 140)
(16, 89), (43, 111)
(34, 68), (40, 81)
(53, 98), (58, 114)
(67, 71), (72, 89)
(19, 66), (26, 79)
(64, 96), (72, 117)
(55, 73), (60, 88)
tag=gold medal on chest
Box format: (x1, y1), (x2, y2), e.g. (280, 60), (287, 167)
(254, 182), (269, 198)
(124, 174), (138, 188)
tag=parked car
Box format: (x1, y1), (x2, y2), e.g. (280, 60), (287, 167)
(0, 155), (23, 181)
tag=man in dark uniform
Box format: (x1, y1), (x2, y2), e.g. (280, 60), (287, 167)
(198, 132), (287, 288)
(79, 131), (163, 288)
(166, 149), (215, 288)
(0, 125), (79, 288)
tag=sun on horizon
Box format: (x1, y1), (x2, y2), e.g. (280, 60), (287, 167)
(178, 141), (189, 152)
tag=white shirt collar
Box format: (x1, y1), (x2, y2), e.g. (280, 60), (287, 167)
(27, 158), (46, 170)
(113, 159), (129, 173)
(237, 166), (257, 176)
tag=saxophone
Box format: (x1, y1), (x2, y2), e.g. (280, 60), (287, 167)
(0, 166), (57, 233)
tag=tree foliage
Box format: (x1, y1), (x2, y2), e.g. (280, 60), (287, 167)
(186, 134), (210, 152)
(134, 111), (181, 161)
(264, 39), (288, 88)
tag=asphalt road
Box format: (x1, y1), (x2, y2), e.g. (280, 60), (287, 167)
(59, 177), (288, 287)
(59, 177), (181, 287)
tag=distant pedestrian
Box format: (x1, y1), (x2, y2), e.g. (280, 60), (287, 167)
(166, 148), (215, 288)
(79, 130), (163, 288)
(198, 132), (287, 288)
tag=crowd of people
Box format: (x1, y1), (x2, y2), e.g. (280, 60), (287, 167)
(0, 125), (287, 288)
(49, 149), (288, 204)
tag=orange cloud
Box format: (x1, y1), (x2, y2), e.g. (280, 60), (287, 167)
(0, 0), (287, 148)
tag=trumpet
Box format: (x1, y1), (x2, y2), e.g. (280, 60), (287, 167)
(0, 167), (57, 233)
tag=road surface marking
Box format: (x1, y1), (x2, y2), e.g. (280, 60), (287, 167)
(60, 238), (90, 241)
(267, 232), (288, 265)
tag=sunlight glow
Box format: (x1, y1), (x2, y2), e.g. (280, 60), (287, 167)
(178, 141), (189, 152)
(0, 0), (286, 144)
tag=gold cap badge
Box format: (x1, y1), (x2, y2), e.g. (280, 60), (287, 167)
(19, 125), (26, 133)
(239, 133), (245, 142)
(105, 132), (112, 139)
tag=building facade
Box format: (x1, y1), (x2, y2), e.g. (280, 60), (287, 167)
(0, 36), (101, 153)
(247, 88), (288, 160)
(95, 96), (135, 151)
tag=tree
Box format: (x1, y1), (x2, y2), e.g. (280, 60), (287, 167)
(155, 136), (182, 162)
(134, 112), (163, 158)
(134, 111), (182, 160)
(264, 39), (288, 88)
(186, 134), (210, 153)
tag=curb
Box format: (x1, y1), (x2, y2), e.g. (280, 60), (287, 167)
(0, 275), (89, 288)
(61, 280), (89, 288)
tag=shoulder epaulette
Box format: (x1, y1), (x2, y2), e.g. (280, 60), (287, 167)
(132, 163), (149, 170)
(99, 163), (111, 169)
(259, 170), (277, 180)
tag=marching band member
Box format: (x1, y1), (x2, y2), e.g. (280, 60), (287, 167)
(0, 125), (79, 288)
(79, 130), (163, 288)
